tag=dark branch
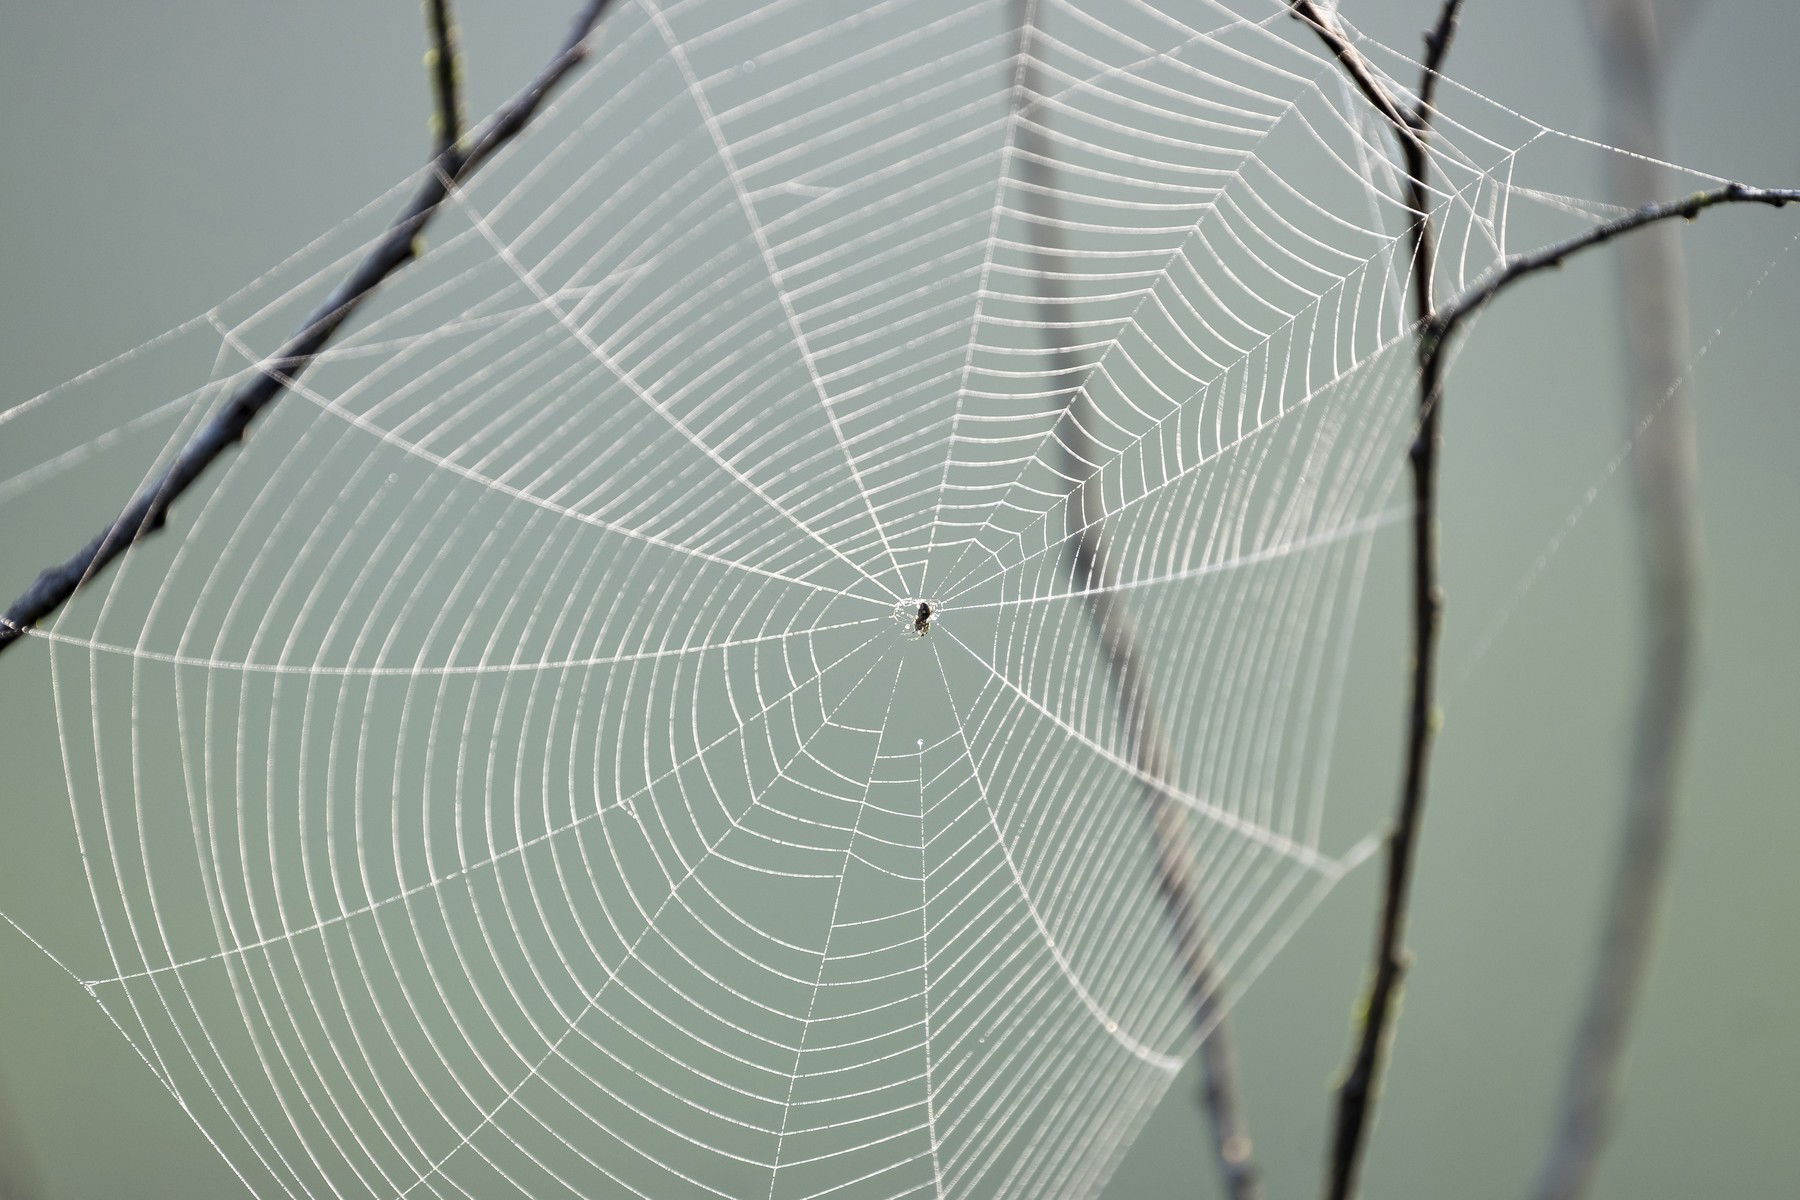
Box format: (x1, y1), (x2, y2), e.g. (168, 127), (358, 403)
(460, 1), (615, 177)
(425, 0), (466, 157)
(1288, 2), (1419, 141)
(1012, 4), (1262, 1197)
(1292, 4), (1796, 1199)
(1590, 0), (1706, 58)
(1414, 0), (1467, 127)
(1290, 3), (1462, 1199)
(1430, 184), (1799, 340)
(0, 0), (618, 658)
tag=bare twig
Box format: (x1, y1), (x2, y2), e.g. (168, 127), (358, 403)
(1414, 0), (1466, 129)
(1534, 4), (1706, 1196)
(1292, 3), (1800, 1196)
(1286, 1), (1419, 137)
(1284, 6), (1462, 1198)
(425, 0), (466, 157)
(0, 0), (618, 659)
(1009, 4), (1261, 1196)
(1431, 184), (1797, 338)
(1288, 5), (1797, 1199)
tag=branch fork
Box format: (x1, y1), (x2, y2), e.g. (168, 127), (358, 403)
(1287, 5), (1796, 1200)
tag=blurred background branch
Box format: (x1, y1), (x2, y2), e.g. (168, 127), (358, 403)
(1010, 3), (1262, 1196)
(1536, 2), (1704, 1197)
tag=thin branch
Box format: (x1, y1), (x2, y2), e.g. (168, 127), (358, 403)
(1285, 4), (1462, 1198)
(1289, 5), (1797, 1200)
(1415, 0), (1467, 127)
(0, 0), (618, 659)
(1009, 4), (1262, 1196)
(425, 0), (466, 157)
(1286, 2), (1419, 140)
(1534, 3), (1706, 1196)
(1430, 183), (1798, 339)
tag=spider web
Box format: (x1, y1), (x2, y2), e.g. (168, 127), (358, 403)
(0, 1), (1745, 1197)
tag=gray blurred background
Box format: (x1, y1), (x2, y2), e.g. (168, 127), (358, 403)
(0, 2), (1795, 1197)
